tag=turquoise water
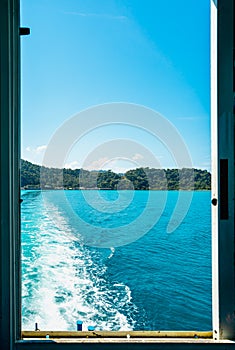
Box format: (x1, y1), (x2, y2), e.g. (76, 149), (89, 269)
(21, 190), (211, 331)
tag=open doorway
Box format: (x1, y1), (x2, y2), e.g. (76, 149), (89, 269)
(20, 0), (212, 333)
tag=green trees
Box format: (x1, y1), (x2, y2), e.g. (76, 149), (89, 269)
(193, 169), (211, 190)
(125, 168), (149, 190)
(97, 170), (121, 190)
(20, 159), (211, 190)
(21, 159), (40, 188)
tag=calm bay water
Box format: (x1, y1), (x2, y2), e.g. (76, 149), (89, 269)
(21, 190), (211, 331)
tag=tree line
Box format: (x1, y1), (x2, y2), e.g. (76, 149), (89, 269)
(21, 159), (211, 191)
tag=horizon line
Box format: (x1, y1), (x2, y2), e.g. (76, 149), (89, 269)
(21, 159), (211, 174)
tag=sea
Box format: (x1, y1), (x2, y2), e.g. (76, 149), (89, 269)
(21, 190), (212, 332)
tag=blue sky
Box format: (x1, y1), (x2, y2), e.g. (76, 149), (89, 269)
(20, 0), (211, 172)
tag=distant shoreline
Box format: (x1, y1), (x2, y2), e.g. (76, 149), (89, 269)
(21, 159), (211, 191)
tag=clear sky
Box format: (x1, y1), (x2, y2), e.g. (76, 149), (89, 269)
(20, 0), (211, 172)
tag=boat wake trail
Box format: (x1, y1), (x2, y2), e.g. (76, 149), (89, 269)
(21, 191), (137, 331)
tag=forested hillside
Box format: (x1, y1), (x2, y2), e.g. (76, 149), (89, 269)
(21, 159), (211, 190)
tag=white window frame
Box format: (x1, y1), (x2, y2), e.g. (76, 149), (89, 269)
(0, 0), (234, 348)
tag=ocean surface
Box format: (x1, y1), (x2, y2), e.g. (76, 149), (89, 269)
(21, 190), (212, 331)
